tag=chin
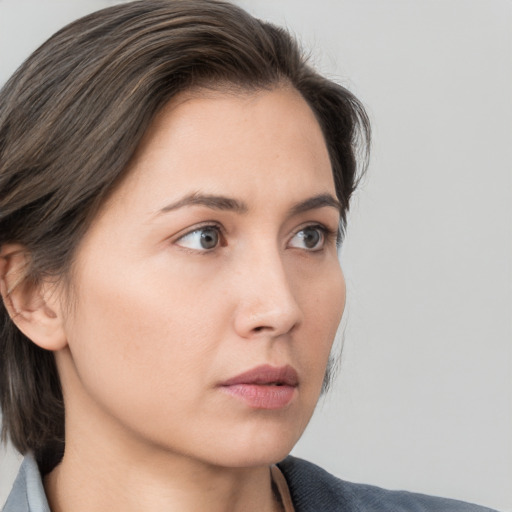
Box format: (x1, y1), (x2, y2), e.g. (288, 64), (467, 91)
(208, 405), (317, 469)
(197, 422), (304, 469)
(211, 444), (294, 469)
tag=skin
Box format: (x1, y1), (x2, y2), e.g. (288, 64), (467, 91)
(7, 86), (346, 512)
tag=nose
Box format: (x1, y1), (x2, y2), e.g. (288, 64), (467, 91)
(232, 246), (303, 339)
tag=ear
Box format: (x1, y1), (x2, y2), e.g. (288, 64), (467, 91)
(0, 243), (67, 351)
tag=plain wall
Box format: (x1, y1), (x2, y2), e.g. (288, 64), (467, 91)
(1, 1), (510, 510)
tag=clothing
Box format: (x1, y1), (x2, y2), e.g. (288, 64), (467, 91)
(276, 456), (498, 512)
(2, 454), (49, 512)
(2, 453), (499, 512)
(271, 464), (295, 512)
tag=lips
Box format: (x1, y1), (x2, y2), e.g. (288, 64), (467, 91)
(219, 365), (298, 409)
(221, 365), (299, 386)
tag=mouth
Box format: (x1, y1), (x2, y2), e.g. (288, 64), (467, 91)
(219, 365), (298, 409)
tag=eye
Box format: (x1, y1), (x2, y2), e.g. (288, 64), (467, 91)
(175, 225), (222, 251)
(288, 225), (327, 251)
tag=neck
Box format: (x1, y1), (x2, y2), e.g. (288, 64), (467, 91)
(44, 442), (281, 512)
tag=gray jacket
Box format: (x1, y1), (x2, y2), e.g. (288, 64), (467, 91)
(3, 454), (499, 511)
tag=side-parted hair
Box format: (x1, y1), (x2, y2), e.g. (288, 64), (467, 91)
(0, 0), (370, 472)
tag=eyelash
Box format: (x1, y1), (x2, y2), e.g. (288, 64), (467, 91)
(174, 222), (226, 254)
(288, 224), (337, 252)
(174, 222), (339, 253)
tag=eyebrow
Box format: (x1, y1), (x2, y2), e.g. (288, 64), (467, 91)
(159, 192), (248, 214)
(288, 194), (342, 217)
(157, 192), (342, 217)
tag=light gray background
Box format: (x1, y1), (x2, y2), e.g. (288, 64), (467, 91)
(0, 1), (510, 510)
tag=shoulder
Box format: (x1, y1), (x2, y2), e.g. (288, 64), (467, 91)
(2, 454), (50, 512)
(277, 456), (498, 512)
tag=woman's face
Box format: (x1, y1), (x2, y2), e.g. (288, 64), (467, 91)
(57, 86), (345, 468)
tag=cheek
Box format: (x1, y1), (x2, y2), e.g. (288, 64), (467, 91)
(300, 257), (345, 331)
(295, 263), (345, 378)
(62, 257), (226, 421)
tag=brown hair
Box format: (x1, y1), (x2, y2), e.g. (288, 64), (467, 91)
(0, 0), (370, 471)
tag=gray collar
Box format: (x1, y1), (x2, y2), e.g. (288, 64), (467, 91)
(2, 454), (50, 512)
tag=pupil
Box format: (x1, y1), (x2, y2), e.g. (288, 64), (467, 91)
(200, 228), (218, 249)
(304, 228), (320, 248)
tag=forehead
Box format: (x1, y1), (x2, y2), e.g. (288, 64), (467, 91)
(96, 86), (335, 225)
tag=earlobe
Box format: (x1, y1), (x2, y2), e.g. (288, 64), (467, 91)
(0, 244), (68, 351)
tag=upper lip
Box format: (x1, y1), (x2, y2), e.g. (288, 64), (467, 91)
(220, 364), (299, 387)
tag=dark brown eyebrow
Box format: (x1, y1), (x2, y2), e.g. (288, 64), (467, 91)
(157, 192), (341, 217)
(159, 192), (248, 214)
(288, 194), (342, 217)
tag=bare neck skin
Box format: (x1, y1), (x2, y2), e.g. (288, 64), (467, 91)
(44, 455), (280, 512)
(44, 459), (281, 512)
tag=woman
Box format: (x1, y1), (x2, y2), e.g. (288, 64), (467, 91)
(0, 1), (500, 511)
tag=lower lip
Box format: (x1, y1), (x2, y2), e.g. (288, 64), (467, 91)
(220, 384), (296, 409)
